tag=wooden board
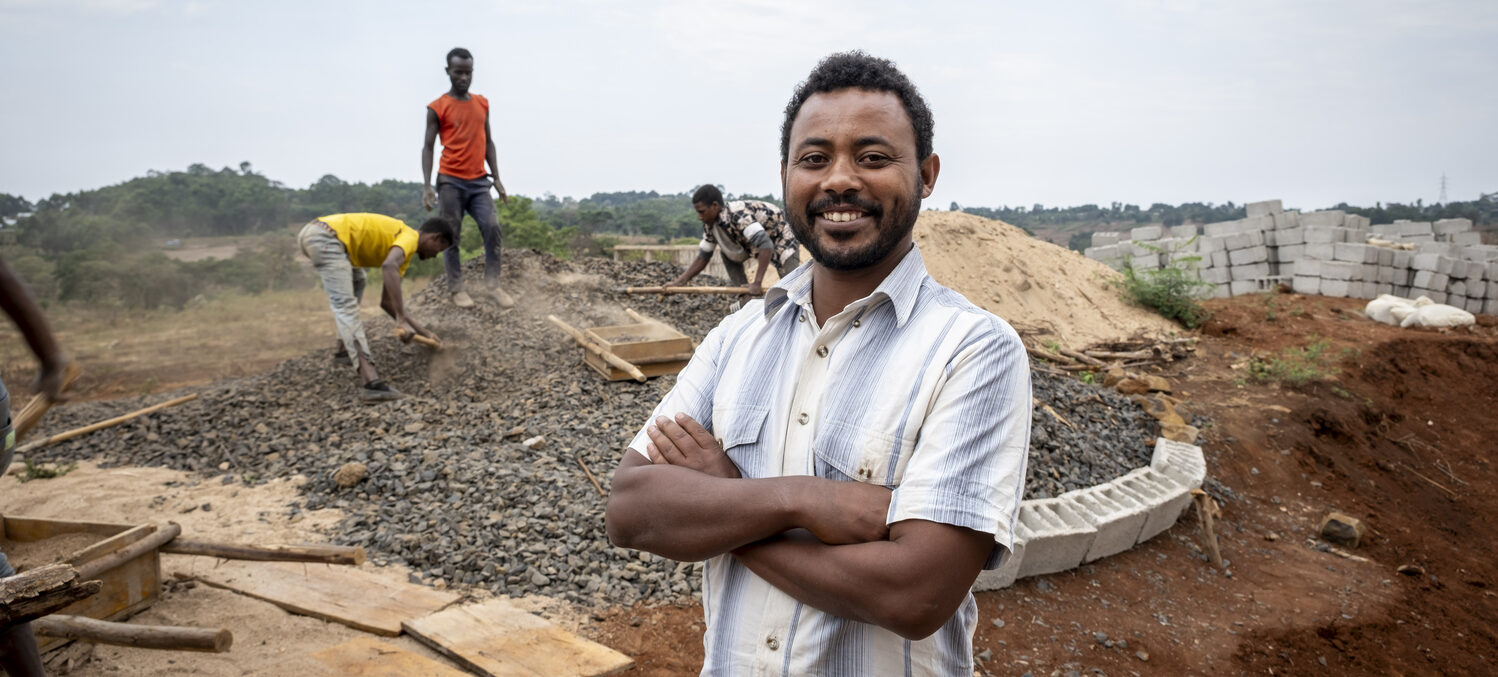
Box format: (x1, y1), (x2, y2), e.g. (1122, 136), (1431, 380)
(403, 598), (633, 677)
(582, 351), (690, 381)
(177, 560), (459, 636)
(252, 637), (470, 677)
(583, 322), (692, 362)
(1, 514), (160, 651)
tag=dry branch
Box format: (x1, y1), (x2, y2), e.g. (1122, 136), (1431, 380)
(19, 394), (198, 452)
(161, 540), (365, 566)
(74, 523), (181, 581)
(33, 615), (232, 653)
(0, 564), (102, 627)
(622, 286), (756, 296)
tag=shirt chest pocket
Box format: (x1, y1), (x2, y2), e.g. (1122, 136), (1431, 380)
(712, 406), (770, 477)
(812, 420), (914, 488)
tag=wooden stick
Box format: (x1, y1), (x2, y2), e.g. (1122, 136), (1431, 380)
(12, 362), (84, 441)
(19, 394), (198, 451)
(33, 615), (232, 653)
(547, 315), (647, 382)
(394, 328), (442, 349)
(1191, 489), (1224, 568)
(622, 286), (756, 296)
(0, 564), (102, 627)
(1059, 349), (1106, 367)
(623, 308), (659, 325)
(160, 540), (365, 566)
(1026, 347), (1077, 366)
(1085, 348), (1157, 361)
(576, 456), (606, 496)
(75, 523), (182, 581)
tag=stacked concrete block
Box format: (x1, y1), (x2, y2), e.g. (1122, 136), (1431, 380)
(1112, 467), (1195, 544)
(1066, 484), (1151, 563)
(1130, 224), (1164, 242)
(1150, 438), (1207, 489)
(1015, 498), (1098, 578)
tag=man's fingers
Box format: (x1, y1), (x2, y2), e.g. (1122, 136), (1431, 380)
(674, 413), (719, 452)
(646, 423), (686, 465)
(656, 415), (701, 454)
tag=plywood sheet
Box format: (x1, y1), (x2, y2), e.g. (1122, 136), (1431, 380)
(252, 637), (469, 677)
(404, 598), (633, 677)
(177, 561), (458, 636)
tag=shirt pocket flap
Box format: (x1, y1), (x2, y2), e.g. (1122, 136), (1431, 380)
(812, 420), (902, 487)
(715, 405), (770, 451)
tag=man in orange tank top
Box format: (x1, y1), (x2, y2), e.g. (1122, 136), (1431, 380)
(422, 47), (513, 309)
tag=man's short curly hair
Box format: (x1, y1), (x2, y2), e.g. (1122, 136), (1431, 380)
(691, 184), (724, 207)
(779, 51), (934, 164)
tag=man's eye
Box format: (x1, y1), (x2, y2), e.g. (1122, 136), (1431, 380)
(800, 154), (828, 165)
(861, 154), (890, 164)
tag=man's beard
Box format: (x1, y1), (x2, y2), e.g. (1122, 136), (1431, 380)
(790, 186), (922, 271)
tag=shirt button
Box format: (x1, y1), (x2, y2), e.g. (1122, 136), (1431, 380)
(767, 637), (781, 651)
(797, 413), (809, 425)
(852, 319), (861, 328)
(816, 345), (829, 358)
(797, 312), (806, 323)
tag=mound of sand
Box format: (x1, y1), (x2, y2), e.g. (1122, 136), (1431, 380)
(914, 211), (1180, 348)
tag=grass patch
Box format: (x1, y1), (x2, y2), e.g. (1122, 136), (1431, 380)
(1114, 240), (1214, 329)
(16, 459), (78, 483)
(1248, 338), (1355, 386)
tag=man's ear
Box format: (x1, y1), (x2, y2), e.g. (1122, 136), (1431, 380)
(919, 153), (940, 199)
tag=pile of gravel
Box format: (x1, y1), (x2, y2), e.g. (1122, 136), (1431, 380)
(29, 250), (1156, 604)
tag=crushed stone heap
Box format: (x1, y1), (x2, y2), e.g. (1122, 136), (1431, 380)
(30, 250), (1156, 604)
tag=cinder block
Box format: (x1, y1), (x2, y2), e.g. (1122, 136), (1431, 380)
(1241, 215), (1273, 232)
(1464, 261), (1487, 280)
(1272, 210), (1301, 229)
(1210, 250), (1229, 268)
(1412, 253), (1442, 271)
(1263, 230), (1278, 247)
(1371, 224), (1402, 238)
(1292, 276), (1320, 295)
(1437, 256), (1456, 275)
(1450, 262), (1468, 280)
(1276, 227), (1305, 245)
(1293, 259), (1321, 276)
(1229, 280), (1259, 296)
(1207, 283), (1230, 299)
(1412, 271), (1448, 289)
(1131, 225), (1165, 241)
(1202, 220), (1243, 238)
(1279, 244), (1306, 261)
(1063, 484), (1150, 563)
(1303, 243), (1335, 260)
(1433, 218), (1473, 235)
(1318, 260), (1362, 280)
(1398, 221), (1434, 236)
(1377, 248), (1395, 266)
(1394, 251), (1413, 268)
(1223, 231), (1266, 250)
(1321, 279), (1352, 297)
(1358, 281), (1378, 299)
(1345, 214), (1371, 230)
(1150, 439), (1206, 488)
(1451, 232), (1482, 246)
(1301, 210), (1347, 228)
(1451, 281), (1468, 297)
(1487, 299), (1498, 315)
(1091, 231), (1122, 247)
(1246, 200), (1283, 218)
(1015, 498), (1099, 578)
(1230, 261), (1271, 279)
(1169, 224), (1198, 240)
(1377, 266), (1395, 284)
(1303, 227), (1339, 244)
(1196, 235), (1225, 253)
(1229, 245), (1269, 265)
(1202, 266), (1230, 284)
(1111, 468), (1194, 545)
(972, 536), (1028, 591)
(1465, 297), (1484, 313)
(1332, 243), (1371, 263)
(1413, 288), (1446, 304)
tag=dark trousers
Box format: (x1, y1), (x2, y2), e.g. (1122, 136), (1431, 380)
(438, 174), (503, 291)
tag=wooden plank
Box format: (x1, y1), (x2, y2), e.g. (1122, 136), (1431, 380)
(582, 351), (688, 381)
(403, 598), (633, 677)
(175, 561), (458, 637)
(252, 637), (470, 677)
(1, 515), (134, 543)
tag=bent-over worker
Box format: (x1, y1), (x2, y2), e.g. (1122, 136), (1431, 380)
(666, 186), (801, 300)
(299, 213), (452, 403)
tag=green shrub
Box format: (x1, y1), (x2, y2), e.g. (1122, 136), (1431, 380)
(1114, 241), (1214, 328)
(1248, 338), (1353, 386)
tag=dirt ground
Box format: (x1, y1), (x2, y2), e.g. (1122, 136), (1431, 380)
(6, 261), (1498, 675)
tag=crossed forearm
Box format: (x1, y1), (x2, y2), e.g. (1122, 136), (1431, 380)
(607, 458), (806, 561)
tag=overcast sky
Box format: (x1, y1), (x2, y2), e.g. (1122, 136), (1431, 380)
(3, 0), (1495, 211)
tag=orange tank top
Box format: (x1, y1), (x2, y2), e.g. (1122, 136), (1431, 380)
(429, 93), (490, 180)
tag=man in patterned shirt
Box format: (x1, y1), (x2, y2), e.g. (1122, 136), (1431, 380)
(606, 51), (1031, 676)
(665, 186), (801, 297)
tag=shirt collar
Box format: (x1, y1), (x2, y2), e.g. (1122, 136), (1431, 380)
(764, 243), (928, 327)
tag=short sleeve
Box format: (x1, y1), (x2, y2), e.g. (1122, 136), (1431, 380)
(887, 320), (1031, 569)
(393, 226), (420, 276)
(626, 319), (730, 461)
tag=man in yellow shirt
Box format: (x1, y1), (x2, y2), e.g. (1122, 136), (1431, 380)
(298, 214), (453, 402)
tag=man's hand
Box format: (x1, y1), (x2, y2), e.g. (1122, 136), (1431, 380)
(33, 358), (71, 402)
(646, 413), (740, 479)
(745, 281), (763, 296)
(396, 316), (418, 342)
(798, 480), (892, 545)
(494, 180), (509, 204)
(423, 185), (438, 211)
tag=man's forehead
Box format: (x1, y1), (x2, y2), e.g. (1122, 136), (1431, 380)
(789, 88), (913, 146)
(448, 57), (474, 70)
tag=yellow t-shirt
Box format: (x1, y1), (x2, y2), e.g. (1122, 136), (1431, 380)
(318, 213), (420, 275)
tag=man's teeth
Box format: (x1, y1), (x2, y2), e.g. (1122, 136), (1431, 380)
(823, 211), (861, 223)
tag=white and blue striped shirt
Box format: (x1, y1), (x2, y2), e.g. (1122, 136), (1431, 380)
(629, 244), (1031, 676)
